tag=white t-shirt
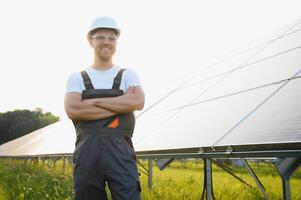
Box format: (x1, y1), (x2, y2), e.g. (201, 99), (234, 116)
(65, 65), (141, 94)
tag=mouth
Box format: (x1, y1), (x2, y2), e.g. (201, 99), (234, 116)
(97, 46), (114, 57)
(99, 47), (112, 54)
(100, 46), (111, 50)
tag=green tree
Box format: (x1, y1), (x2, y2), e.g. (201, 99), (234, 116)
(0, 108), (59, 145)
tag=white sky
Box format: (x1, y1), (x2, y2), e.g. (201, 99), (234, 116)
(0, 0), (300, 119)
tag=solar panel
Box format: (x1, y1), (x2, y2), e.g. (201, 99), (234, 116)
(285, 20), (301, 34)
(0, 120), (75, 156)
(133, 20), (301, 151)
(243, 29), (301, 65)
(216, 78), (301, 146)
(134, 84), (279, 151)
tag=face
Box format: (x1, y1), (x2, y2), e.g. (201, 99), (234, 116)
(88, 29), (118, 61)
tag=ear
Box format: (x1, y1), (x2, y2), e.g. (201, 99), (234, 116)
(87, 35), (93, 47)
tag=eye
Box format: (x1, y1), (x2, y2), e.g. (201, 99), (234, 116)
(92, 35), (116, 42)
(109, 37), (116, 41)
(92, 35), (105, 40)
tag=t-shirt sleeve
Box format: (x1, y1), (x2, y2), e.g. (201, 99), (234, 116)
(123, 68), (141, 90)
(65, 72), (84, 94)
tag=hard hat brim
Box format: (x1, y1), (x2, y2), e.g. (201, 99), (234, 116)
(88, 27), (121, 37)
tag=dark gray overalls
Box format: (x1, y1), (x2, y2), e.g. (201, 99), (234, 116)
(72, 69), (141, 200)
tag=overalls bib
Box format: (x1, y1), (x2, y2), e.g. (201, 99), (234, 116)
(72, 69), (141, 200)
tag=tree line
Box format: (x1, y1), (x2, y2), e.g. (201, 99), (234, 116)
(0, 108), (59, 145)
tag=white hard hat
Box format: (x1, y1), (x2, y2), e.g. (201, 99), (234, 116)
(88, 16), (121, 36)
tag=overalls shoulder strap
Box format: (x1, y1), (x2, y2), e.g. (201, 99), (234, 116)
(112, 68), (126, 89)
(80, 71), (94, 90)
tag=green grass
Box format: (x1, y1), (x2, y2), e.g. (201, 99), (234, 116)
(140, 160), (301, 200)
(0, 159), (73, 200)
(0, 186), (7, 200)
(0, 158), (300, 200)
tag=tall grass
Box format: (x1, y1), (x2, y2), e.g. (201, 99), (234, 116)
(0, 159), (73, 200)
(0, 158), (300, 200)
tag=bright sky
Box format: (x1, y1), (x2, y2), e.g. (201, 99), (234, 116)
(0, 0), (300, 119)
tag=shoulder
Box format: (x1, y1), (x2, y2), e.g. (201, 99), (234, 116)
(122, 68), (139, 79)
(68, 71), (82, 80)
(65, 71), (84, 94)
(120, 67), (141, 89)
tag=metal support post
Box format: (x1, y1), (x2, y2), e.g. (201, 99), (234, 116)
(282, 178), (291, 200)
(137, 160), (149, 176)
(274, 158), (301, 200)
(242, 159), (269, 200)
(148, 159), (153, 189)
(53, 158), (57, 170)
(62, 157), (66, 174)
(42, 158), (45, 168)
(201, 158), (214, 200)
(211, 159), (253, 189)
(35, 157), (39, 165)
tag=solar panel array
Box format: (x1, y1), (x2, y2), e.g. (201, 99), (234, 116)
(0, 19), (301, 156)
(133, 19), (301, 152)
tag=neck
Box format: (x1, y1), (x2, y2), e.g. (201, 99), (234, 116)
(91, 56), (114, 70)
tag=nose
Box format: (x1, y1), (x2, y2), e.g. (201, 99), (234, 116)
(102, 38), (112, 46)
(102, 38), (110, 44)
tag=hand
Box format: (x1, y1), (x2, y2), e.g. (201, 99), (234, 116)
(125, 86), (135, 94)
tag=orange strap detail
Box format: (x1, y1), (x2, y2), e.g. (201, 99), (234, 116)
(108, 117), (119, 128)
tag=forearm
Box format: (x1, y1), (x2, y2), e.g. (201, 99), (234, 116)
(94, 94), (144, 113)
(64, 93), (117, 121)
(68, 104), (117, 121)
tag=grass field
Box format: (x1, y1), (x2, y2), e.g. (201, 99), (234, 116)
(0, 158), (300, 200)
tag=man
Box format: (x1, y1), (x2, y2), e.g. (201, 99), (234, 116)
(64, 16), (145, 200)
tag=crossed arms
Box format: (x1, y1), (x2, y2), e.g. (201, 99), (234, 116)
(64, 86), (145, 121)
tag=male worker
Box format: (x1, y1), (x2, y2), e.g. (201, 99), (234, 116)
(64, 16), (145, 200)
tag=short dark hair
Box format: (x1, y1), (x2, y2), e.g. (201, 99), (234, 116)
(88, 28), (120, 38)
